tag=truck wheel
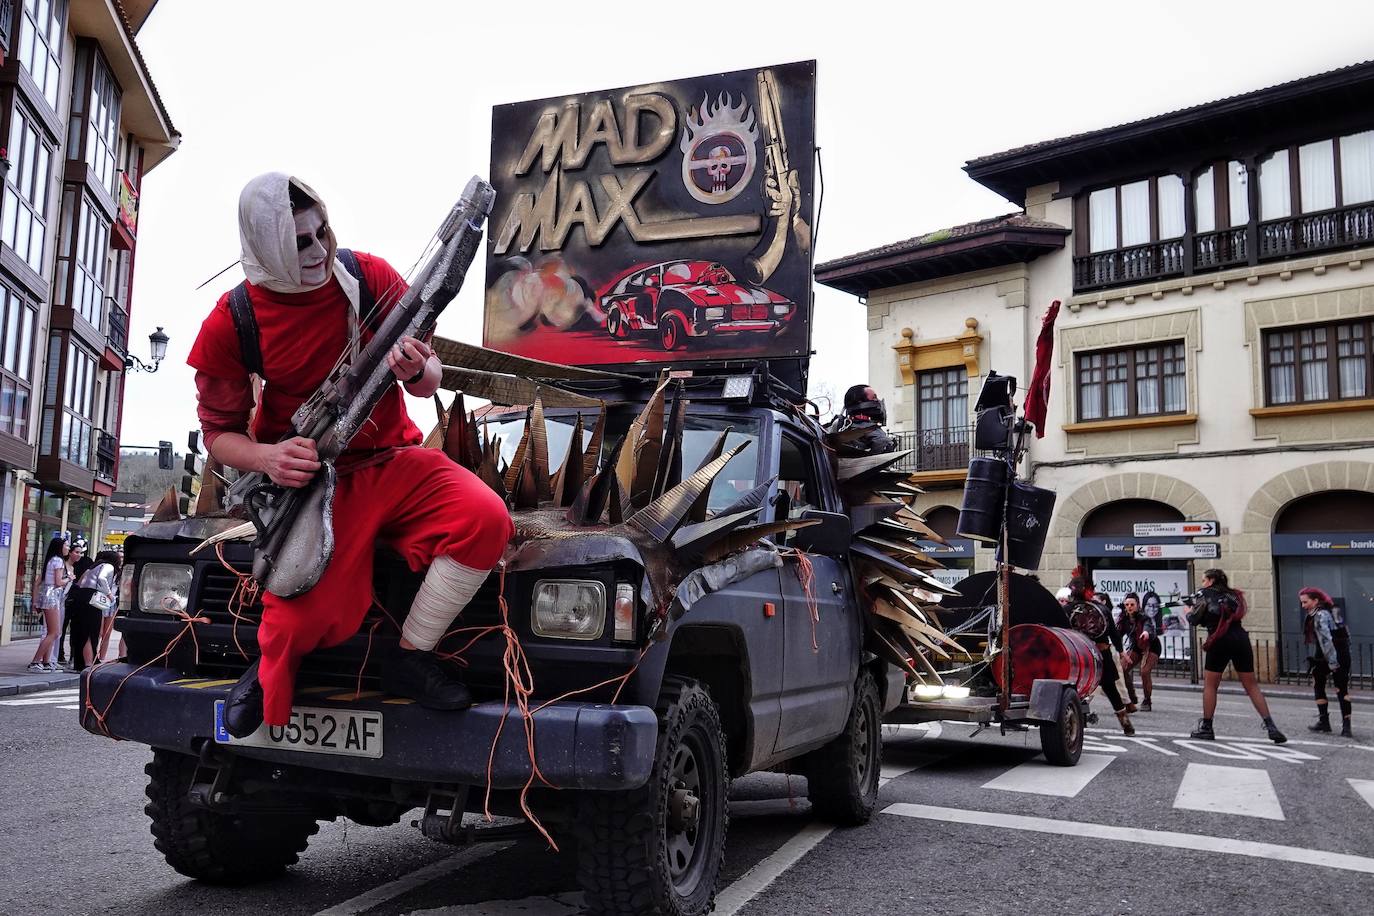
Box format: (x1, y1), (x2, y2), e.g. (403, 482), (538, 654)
(576, 677), (728, 916)
(804, 669), (881, 825)
(144, 749), (319, 884)
(1039, 686), (1084, 766)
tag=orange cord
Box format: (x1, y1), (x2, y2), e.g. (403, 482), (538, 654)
(82, 608), (210, 739)
(792, 549), (821, 652)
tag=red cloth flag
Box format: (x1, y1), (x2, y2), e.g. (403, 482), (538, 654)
(1023, 299), (1061, 438)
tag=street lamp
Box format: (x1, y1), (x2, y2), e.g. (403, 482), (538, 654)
(126, 326), (169, 373)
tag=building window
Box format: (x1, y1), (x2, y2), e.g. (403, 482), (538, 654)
(2, 104), (54, 275)
(17, 0), (66, 112)
(0, 283), (37, 439)
(1086, 175), (1185, 253)
(1077, 342), (1187, 421)
(53, 188), (110, 327)
(67, 43), (123, 199)
(1264, 319), (1374, 405)
(61, 341), (96, 467)
(913, 367), (969, 470)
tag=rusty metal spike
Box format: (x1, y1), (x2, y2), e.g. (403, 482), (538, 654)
(607, 473), (625, 525)
(465, 410), (484, 471)
(151, 486), (180, 522)
(717, 476), (776, 518)
(652, 384), (687, 500)
(442, 393), (471, 468)
(836, 450), (914, 482)
(687, 426), (731, 524)
(628, 441), (751, 543)
(629, 386), (666, 509)
(477, 445), (508, 503)
(670, 506), (763, 557)
(552, 413), (585, 508)
(582, 404), (606, 479)
(571, 434), (626, 525)
(618, 378), (667, 502)
(513, 461), (539, 509)
(193, 459), (226, 516)
(701, 518), (821, 563)
(866, 624), (922, 679)
(529, 393), (552, 502)
(502, 407), (531, 491)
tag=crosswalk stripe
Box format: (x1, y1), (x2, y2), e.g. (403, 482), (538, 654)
(882, 803), (1374, 874)
(1349, 778), (1374, 811)
(0, 692), (80, 706)
(1174, 763), (1284, 820)
(983, 752), (1116, 797)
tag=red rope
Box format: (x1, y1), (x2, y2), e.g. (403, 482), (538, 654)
(792, 550), (821, 652)
(82, 608), (210, 739)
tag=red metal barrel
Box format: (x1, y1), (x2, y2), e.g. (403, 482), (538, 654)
(991, 624), (1101, 699)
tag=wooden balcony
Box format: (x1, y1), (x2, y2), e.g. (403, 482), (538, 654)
(1072, 200), (1374, 293)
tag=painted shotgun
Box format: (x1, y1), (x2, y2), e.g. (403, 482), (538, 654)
(225, 176), (497, 597)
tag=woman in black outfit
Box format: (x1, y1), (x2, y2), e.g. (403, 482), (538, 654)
(1188, 568), (1286, 743)
(1119, 592), (1162, 712)
(1300, 586), (1353, 738)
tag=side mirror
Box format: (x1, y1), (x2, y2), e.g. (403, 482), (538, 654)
(792, 509), (852, 556)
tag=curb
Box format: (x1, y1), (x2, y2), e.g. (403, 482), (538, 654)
(1151, 679), (1371, 706)
(0, 673), (81, 697)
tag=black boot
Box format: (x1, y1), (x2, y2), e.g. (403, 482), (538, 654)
(1190, 717), (1215, 740)
(382, 649), (473, 710)
(1341, 717), (1354, 738)
(1309, 708), (1332, 733)
(223, 659), (264, 739)
(1263, 716), (1287, 744)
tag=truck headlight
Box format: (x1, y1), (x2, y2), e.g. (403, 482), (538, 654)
(139, 563), (193, 616)
(704, 306), (725, 320)
(531, 579), (605, 640)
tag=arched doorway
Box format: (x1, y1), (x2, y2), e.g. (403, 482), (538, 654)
(1272, 490), (1374, 671)
(1078, 499), (1193, 657)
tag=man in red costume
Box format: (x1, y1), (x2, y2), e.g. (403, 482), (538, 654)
(189, 173), (513, 737)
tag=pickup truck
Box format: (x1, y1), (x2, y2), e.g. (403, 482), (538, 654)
(82, 369), (904, 916)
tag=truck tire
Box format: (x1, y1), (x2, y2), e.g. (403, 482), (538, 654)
(576, 677), (728, 916)
(1039, 686), (1084, 766)
(804, 669), (881, 825)
(144, 749), (319, 884)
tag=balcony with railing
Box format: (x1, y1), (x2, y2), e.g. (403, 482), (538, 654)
(1073, 199), (1374, 294)
(96, 430), (118, 482)
(891, 424), (971, 474)
(103, 299), (129, 369)
(0, 0), (13, 58)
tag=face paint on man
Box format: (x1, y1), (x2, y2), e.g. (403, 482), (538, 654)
(294, 207), (330, 287)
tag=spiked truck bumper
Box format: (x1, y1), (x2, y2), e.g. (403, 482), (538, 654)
(80, 663), (659, 789)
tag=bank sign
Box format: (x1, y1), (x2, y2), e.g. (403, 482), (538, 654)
(484, 62), (817, 371)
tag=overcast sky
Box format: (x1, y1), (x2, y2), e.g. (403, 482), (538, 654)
(119, 0), (1374, 448)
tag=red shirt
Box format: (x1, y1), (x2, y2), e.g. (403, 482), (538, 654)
(188, 252), (423, 453)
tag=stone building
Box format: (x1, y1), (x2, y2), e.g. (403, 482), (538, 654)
(816, 61), (1374, 677)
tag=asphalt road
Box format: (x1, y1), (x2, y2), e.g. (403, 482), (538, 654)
(2, 686), (1371, 916)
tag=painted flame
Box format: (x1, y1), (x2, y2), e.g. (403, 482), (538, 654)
(679, 92), (759, 154)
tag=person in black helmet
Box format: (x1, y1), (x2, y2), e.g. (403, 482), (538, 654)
(826, 384), (895, 457)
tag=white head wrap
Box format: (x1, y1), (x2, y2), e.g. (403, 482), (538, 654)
(237, 171), (361, 305)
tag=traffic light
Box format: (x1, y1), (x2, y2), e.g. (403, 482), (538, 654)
(183, 452), (197, 474)
(187, 430), (201, 456)
(157, 441), (174, 470)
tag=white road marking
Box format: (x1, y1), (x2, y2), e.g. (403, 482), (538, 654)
(1350, 778), (1374, 811)
(1172, 739), (1267, 760)
(55, 704), (79, 710)
(713, 822), (834, 916)
(0, 690), (81, 706)
(1118, 736), (1179, 756)
(982, 753), (1115, 797)
(1173, 763), (1284, 820)
(312, 844), (507, 916)
(883, 803), (1374, 874)
(1131, 728), (1337, 749)
(1229, 743), (1321, 763)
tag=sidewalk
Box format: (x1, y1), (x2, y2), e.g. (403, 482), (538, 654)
(1152, 677), (1371, 705)
(0, 635), (120, 696)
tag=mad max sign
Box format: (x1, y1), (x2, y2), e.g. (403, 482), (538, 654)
(484, 61), (816, 370)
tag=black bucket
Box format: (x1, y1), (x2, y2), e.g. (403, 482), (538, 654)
(974, 406), (1013, 451)
(957, 457), (1008, 543)
(1001, 482), (1057, 570)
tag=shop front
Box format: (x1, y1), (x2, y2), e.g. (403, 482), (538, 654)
(1271, 490), (1374, 676)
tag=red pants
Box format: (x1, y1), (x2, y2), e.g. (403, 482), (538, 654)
(257, 448), (514, 725)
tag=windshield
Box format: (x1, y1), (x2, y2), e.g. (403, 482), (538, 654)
(479, 412), (760, 515)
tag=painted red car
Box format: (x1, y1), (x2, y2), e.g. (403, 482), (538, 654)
(599, 259), (795, 350)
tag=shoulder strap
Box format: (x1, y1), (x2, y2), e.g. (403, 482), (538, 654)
(228, 282), (265, 379)
(336, 248), (380, 334)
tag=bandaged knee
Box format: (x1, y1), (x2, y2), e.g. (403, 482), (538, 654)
(401, 556), (492, 651)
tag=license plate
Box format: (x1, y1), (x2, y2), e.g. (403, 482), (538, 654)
(213, 701), (383, 759)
